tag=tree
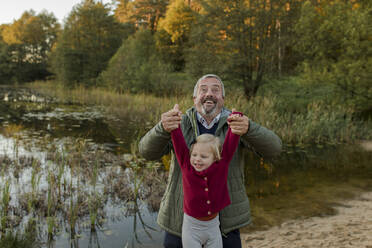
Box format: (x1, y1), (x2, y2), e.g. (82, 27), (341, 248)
(114, 0), (169, 31)
(186, 0), (293, 98)
(0, 10), (60, 83)
(100, 28), (172, 95)
(51, 0), (125, 86)
(0, 36), (15, 84)
(294, 0), (372, 112)
(156, 0), (197, 70)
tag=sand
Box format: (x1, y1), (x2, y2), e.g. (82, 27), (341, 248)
(242, 191), (372, 248)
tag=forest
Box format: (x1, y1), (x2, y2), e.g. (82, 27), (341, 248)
(0, 1), (371, 247)
(0, 0), (371, 116)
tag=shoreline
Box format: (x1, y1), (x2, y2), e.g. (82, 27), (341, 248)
(241, 191), (372, 248)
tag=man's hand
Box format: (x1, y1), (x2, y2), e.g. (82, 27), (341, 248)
(228, 108), (249, 136)
(161, 104), (182, 133)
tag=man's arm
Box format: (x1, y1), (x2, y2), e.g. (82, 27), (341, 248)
(138, 104), (182, 160)
(228, 110), (282, 158)
(242, 120), (282, 158)
(138, 122), (172, 160)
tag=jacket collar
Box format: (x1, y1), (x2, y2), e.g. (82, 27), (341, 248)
(185, 107), (230, 137)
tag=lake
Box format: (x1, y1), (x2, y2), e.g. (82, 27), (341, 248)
(0, 87), (371, 247)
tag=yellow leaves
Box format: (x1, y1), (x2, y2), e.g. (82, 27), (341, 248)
(1, 24), (21, 44)
(161, 154), (171, 171)
(285, 2), (291, 11)
(219, 30), (227, 41)
(352, 3), (360, 10)
(260, 157), (273, 175)
(1, 11), (53, 46)
(157, 0), (195, 43)
(274, 180), (280, 188)
(244, 17), (256, 27)
(2, 124), (24, 138)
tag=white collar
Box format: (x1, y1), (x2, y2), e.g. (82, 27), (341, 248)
(196, 112), (221, 129)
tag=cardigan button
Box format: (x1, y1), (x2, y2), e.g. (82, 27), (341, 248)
(207, 200), (211, 204)
(208, 211), (211, 215)
(205, 188), (208, 192)
(204, 177), (207, 181)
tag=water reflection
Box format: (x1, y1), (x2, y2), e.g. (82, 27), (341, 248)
(1, 96), (371, 246)
(0, 131), (165, 247)
(0, 101), (138, 154)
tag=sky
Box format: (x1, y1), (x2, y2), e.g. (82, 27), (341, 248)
(0, 0), (113, 25)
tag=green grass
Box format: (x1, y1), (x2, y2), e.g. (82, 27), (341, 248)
(0, 232), (37, 248)
(27, 78), (372, 145)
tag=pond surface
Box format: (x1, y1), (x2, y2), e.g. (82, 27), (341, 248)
(0, 94), (165, 248)
(0, 88), (371, 247)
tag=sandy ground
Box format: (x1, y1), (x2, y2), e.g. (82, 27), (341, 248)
(241, 191), (372, 248)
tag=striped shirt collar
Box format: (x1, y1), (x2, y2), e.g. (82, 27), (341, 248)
(196, 109), (231, 129)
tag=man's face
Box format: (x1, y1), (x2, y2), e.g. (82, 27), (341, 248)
(193, 77), (224, 118)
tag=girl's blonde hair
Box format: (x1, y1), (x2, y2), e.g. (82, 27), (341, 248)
(191, 134), (222, 161)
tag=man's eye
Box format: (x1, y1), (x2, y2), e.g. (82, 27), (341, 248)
(212, 87), (220, 93)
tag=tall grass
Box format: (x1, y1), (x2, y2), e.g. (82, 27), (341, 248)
(0, 180), (11, 232)
(28, 80), (372, 144)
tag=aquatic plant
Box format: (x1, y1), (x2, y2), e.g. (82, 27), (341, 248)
(28, 161), (41, 213)
(0, 180), (11, 233)
(0, 231), (37, 248)
(28, 80), (372, 144)
(46, 169), (56, 240)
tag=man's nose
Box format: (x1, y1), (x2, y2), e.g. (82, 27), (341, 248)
(205, 88), (214, 96)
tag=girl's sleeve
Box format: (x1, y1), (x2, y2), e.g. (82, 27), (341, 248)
(221, 127), (240, 164)
(171, 127), (190, 168)
(221, 112), (242, 164)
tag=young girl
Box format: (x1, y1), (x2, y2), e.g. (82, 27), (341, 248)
(170, 111), (242, 248)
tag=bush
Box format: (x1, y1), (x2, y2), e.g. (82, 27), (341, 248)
(100, 29), (185, 96)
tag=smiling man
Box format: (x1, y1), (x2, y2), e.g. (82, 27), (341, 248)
(139, 74), (282, 248)
(193, 75), (224, 121)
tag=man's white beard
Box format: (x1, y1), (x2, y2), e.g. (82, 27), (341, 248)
(201, 104), (217, 119)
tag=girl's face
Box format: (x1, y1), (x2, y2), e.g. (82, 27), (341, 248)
(190, 143), (215, 172)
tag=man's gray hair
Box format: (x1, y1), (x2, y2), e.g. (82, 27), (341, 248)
(193, 74), (225, 97)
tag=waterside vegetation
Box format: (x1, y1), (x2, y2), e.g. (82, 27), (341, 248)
(28, 79), (372, 145)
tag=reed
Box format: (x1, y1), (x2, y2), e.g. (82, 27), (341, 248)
(68, 195), (79, 240)
(88, 160), (99, 231)
(0, 231), (37, 248)
(88, 193), (100, 232)
(0, 180), (10, 233)
(28, 160), (41, 213)
(46, 170), (56, 240)
(28, 81), (371, 145)
(55, 150), (66, 200)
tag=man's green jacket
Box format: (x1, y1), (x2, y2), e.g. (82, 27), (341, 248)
(138, 107), (282, 236)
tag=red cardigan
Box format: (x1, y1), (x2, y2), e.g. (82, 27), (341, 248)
(171, 121), (240, 219)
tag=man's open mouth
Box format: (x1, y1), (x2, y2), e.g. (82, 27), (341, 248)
(203, 99), (216, 104)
